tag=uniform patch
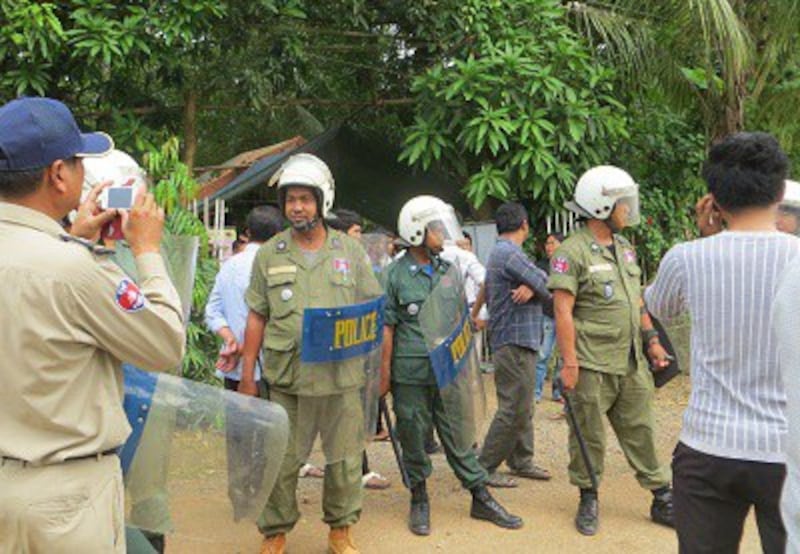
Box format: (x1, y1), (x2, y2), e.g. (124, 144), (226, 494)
(623, 250), (636, 263)
(115, 279), (146, 313)
(333, 258), (350, 273)
(551, 257), (570, 274)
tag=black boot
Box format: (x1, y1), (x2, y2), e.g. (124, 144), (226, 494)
(469, 485), (523, 529)
(575, 488), (598, 536)
(409, 481), (430, 536)
(651, 486), (675, 528)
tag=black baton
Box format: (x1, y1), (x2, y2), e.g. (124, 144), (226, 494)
(556, 377), (599, 491)
(380, 398), (411, 490)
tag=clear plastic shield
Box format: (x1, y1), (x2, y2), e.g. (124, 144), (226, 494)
(361, 233), (393, 275)
(418, 266), (486, 451)
(121, 365), (290, 537)
(111, 234), (199, 326)
(296, 296), (385, 463)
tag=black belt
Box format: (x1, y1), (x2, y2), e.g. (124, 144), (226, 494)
(0, 449), (116, 466)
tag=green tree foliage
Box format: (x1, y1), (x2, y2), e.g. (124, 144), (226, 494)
(398, 0), (628, 223)
(143, 138), (219, 383)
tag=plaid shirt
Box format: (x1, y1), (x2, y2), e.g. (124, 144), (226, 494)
(486, 238), (552, 351)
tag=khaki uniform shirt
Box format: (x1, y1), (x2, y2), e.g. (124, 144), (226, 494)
(547, 226), (646, 375)
(0, 203), (185, 465)
(246, 228), (383, 396)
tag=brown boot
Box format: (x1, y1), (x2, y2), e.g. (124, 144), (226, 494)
(260, 533), (286, 554)
(328, 526), (359, 554)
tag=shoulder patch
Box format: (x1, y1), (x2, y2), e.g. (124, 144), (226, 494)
(115, 278), (146, 313)
(551, 256), (570, 274)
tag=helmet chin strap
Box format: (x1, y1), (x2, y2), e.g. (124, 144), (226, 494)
(290, 216), (320, 233)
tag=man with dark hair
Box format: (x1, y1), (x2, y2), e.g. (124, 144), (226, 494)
(0, 97), (184, 552)
(646, 132), (799, 553)
(474, 202), (553, 488)
(328, 208), (363, 238)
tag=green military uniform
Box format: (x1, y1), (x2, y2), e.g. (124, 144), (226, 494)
(246, 227), (383, 535)
(547, 226), (670, 490)
(384, 252), (487, 489)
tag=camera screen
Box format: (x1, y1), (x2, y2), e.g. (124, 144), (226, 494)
(107, 187), (134, 209)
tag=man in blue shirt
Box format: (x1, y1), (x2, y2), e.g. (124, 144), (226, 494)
(474, 202), (553, 487)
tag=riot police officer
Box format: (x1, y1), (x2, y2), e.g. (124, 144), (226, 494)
(237, 154), (383, 554)
(547, 166), (674, 535)
(381, 195), (522, 536)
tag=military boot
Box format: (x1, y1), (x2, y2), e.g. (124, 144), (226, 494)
(469, 485), (523, 529)
(575, 489), (598, 536)
(651, 486), (675, 528)
(329, 526), (359, 554)
(409, 481), (431, 535)
(260, 533), (286, 554)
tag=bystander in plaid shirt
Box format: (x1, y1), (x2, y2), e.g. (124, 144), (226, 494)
(485, 238), (552, 352)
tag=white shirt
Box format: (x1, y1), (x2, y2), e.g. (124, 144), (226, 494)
(774, 257), (800, 552)
(645, 231), (800, 463)
(441, 244), (488, 318)
(205, 242), (261, 381)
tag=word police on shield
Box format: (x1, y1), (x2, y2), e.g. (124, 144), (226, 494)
(301, 296), (386, 363)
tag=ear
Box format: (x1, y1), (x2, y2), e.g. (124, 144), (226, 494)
(46, 159), (70, 195)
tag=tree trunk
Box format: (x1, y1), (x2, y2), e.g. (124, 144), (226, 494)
(182, 89), (198, 171)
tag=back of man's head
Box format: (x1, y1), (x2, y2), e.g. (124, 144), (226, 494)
(496, 202), (528, 234)
(703, 132), (789, 213)
(246, 205), (284, 242)
(327, 208), (362, 233)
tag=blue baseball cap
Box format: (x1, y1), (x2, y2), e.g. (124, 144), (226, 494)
(0, 97), (113, 171)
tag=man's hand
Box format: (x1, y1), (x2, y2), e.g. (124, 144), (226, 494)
(215, 328), (241, 373)
(511, 284), (534, 304)
(560, 362), (579, 391)
(123, 190), (165, 256)
(237, 378), (259, 397)
(647, 341), (672, 371)
(70, 181), (118, 241)
(696, 194), (723, 238)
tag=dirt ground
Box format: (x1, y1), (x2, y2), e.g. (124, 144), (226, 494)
(160, 370), (764, 554)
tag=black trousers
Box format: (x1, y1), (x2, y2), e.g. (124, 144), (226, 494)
(673, 441), (786, 554)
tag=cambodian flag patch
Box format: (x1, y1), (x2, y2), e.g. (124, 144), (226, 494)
(115, 278), (146, 313)
(624, 249), (636, 264)
(552, 257), (570, 274)
(333, 258), (350, 273)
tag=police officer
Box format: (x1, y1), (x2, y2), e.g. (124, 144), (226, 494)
(0, 97), (185, 552)
(547, 166), (674, 535)
(381, 195), (522, 536)
(236, 154), (382, 554)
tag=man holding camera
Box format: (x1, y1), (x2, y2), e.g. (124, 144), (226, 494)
(0, 97), (185, 552)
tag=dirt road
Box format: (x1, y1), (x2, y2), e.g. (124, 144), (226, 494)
(162, 373), (763, 553)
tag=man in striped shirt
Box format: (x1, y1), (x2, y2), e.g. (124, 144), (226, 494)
(645, 132), (800, 554)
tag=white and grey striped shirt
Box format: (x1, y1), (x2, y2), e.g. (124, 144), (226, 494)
(645, 231), (800, 463)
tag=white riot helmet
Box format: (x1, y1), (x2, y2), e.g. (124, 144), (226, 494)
(778, 180), (800, 236)
(82, 149), (147, 201)
(397, 195), (463, 247)
(781, 180), (800, 210)
(565, 165), (641, 227)
(271, 153), (334, 231)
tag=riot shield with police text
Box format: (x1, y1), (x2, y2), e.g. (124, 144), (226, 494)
(418, 266), (486, 452)
(121, 365), (290, 538)
(296, 295), (385, 463)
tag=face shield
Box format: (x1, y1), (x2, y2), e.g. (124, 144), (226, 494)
(608, 183), (640, 228)
(419, 204), (464, 247)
